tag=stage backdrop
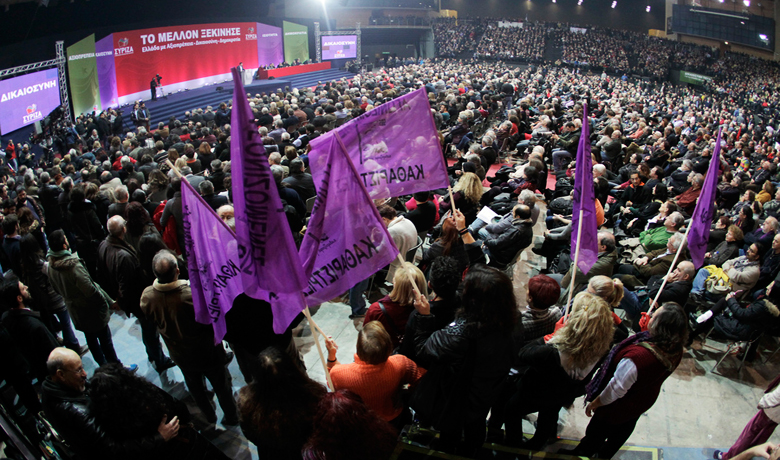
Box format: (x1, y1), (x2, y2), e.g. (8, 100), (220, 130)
(0, 68), (61, 135)
(67, 34), (101, 116)
(96, 34), (118, 110)
(111, 22), (260, 105)
(283, 21), (309, 64)
(257, 23), (283, 67)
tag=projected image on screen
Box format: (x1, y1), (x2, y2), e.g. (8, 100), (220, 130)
(322, 35), (357, 60)
(0, 68), (61, 135)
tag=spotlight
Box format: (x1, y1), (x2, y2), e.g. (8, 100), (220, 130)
(577, 0), (582, 4)
(744, 0), (750, 5)
(646, 5), (650, 11)
(611, 1), (617, 7)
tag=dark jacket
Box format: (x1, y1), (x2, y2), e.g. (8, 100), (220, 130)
(20, 256), (67, 314)
(404, 201), (437, 233)
(202, 194), (229, 213)
(282, 172), (316, 202)
(1, 308), (59, 380)
(97, 236), (144, 317)
(411, 315), (512, 432)
(38, 183), (63, 232)
(714, 297), (780, 341)
(484, 218), (534, 267)
(703, 240), (742, 268)
(47, 250), (112, 333)
(41, 378), (165, 460)
(67, 200), (106, 274)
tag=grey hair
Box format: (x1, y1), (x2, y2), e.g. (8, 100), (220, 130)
(668, 232), (684, 251)
(519, 189), (537, 206)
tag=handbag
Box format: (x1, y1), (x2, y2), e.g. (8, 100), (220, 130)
(703, 265), (731, 295)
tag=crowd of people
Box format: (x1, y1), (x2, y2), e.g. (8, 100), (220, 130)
(474, 23), (546, 63)
(432, 18), (485, 58)
(2, 43), (780, 459)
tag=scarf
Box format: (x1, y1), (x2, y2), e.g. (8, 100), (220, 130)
(585, 331), (650, 403)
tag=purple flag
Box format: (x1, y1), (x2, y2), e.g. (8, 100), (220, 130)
(300, 132), (399, 305)
(308, 87), (449, 200)
(256, 23), (283, 67)
(229, 67), (308, 333)
(181, 179), (243, 344)
(688, 127), (722, 268)
(571, 104), (598, 274)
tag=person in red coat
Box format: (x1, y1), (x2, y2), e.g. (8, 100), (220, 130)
(562, 301), (688, 459)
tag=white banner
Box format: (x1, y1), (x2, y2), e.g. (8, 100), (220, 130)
(498, 21), (524, 29)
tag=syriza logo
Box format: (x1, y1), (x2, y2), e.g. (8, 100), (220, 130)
(115, 37), (134, 56)
(23, 104), (42, 123)
(246, 26), (257, 40)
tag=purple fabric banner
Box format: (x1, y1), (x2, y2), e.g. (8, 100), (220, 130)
(95, 34), (118, 109)
(308, 87), (449, 200)
(256, 23), (283, 67)
(688, 127), (722, 269)
(181, 178), (243, 344)
(300, 132), (400, 305)
(571, 105), (598, 274)
(230, 67), (308, 333)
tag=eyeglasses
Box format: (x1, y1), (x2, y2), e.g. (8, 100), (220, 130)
(61, 366), (84, 375)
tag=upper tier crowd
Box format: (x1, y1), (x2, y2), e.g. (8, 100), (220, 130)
(3, 38), (780, 460)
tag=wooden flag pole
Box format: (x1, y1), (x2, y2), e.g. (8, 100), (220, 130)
(303, 307), (335, 391)
(447, 185), (458, 213)
(564, 209), (585, 320)
(396, 253), (421, 296)
(647, 223), (693, 315)
(166, 159), (182, 178)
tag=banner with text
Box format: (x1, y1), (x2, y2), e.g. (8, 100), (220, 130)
(300, 133), (399, 305)
(67, 34), (101, 116)
(111, 22), (259, 104)
(283, 21), (309, 64)
(308, 87), (449, 199)
(0, 68), (61, 135)
(256, 23), (283, 67)
(322, 35), (357, 60)
(95, 34), (118, 110)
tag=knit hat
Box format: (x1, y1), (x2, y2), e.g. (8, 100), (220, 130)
(463, 162), (477, 174)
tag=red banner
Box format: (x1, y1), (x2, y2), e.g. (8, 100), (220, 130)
(112, 22), (259, 101)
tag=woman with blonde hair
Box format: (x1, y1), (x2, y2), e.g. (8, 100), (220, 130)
(439, 171), (484, 225)
(363, 262), (428, 349)
(588, 275), (630, 342)
(490, 292), (615, 450)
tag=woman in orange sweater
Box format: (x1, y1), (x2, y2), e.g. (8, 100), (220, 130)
(325, 321), (425, 430)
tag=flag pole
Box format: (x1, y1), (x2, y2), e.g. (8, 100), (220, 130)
(396, 253), (421, 296)
(166, 159), (182, 178)
(302, 306), (335, 391)
(564, 209), (584, 320)
(647, 223), (692, 315)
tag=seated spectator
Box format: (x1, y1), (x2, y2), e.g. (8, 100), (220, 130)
(326, 321), (425, 428)
(364, 262), (427, 349)
(638, 211), (684, 253)
(519, 274), (562, 346)
(703, 225), (744, 268)
(744, 217), (778, 251)
(404, 191), (437, 233)
(481, 204), (534, 268)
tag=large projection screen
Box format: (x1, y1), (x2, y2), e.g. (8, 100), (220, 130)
(321, 35), (357, 60)
(0, 68), (61, 135)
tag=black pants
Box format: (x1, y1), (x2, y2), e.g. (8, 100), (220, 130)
(571, 411), (638, 459)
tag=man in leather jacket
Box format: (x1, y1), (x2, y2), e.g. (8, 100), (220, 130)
(41, 348), (179, 459)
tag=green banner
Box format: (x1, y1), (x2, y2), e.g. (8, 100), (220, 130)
(67, 34), (101, 116)
(679, 71), (713, 86)
(283, 21), (309, 64)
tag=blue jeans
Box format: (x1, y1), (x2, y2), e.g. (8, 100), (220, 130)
(54, 309), (80, 349)
(691, 268), (710, 294)
(348, 277), (370, 315)
(468, 218), (491, 241)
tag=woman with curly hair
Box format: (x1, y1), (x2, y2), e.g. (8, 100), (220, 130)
(439, 171), (483, 225)
(124, 201), (160, 253)
(489, 292), (615, 450)
(419, 215), (470, 276)
(17, 206), (47, 251)
(89, 363), (228, 459)
(302, 390), (397, 460)
(410, 264), (517, 456)
(238, 346), (327, 459)
(146, 169), (170, 208)
(563, 302), (688, 459)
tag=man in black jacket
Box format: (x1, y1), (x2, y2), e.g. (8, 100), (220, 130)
(482, 204), (534, 268)
(0, 278), (59, 381)
(97, 216), (174, 373)
(618, 260), (694, 331)
(38, 172), (63, 235)
(42, 348), (179, 460)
